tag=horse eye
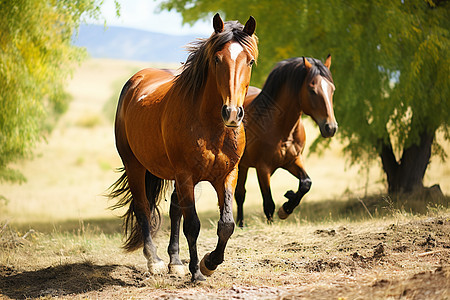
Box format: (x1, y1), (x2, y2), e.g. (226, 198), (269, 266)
(248, 59), (255, 67)
(215, 56), (220, 64)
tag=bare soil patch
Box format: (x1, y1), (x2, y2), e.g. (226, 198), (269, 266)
(1, 214), (449, 299)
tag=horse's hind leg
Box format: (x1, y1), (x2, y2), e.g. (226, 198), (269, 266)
(235, 166), (249, 227)
(175, 174), (204, 282)
(278, 157), (311, 219)
(256, 167), (276, 223)
(124, 160), (166, 274)
(167, 187), (186, 276)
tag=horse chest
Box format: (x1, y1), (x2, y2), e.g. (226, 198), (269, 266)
(192, 133), (242, 181)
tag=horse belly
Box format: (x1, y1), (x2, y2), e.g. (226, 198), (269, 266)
(241, 139), (280, 169)
(125, 105), (176, 180)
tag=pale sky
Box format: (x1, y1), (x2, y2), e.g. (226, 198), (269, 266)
(88, 0), (213, 36)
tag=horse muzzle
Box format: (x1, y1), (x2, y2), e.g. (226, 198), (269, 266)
(221, 105), (244, 127)
(320, 121), (338, 138)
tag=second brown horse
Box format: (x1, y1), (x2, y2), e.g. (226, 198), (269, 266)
(236, 56), (337, 227)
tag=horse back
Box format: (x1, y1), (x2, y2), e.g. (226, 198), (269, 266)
(114, 68), (175, 178)
(118, 68), (174, 111)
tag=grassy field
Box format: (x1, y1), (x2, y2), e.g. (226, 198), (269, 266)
(1, 58), (449, 299)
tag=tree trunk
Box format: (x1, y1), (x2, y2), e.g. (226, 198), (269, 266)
(379, 130), (434, 195)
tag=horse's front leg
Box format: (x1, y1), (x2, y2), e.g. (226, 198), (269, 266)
(176, 175), (205, 282)
(278, 157), (311, 219)
(167, 187), (186, 276)
(200, 168), (237, 276)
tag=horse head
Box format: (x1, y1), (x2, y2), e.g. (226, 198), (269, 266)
(211, 14), (258, 128)
(301, 55), (338, 138)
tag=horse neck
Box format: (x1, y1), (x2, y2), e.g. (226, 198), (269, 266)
(258, 85), (303, 139)
(198, 73), (224, 130)
(279, 89), (304, 138)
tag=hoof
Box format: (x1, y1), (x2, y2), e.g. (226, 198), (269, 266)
(148, 260), (166, 275)
(168, 264), (186, 276)
(284, 190), (297, 200)
(199, 253), (215, 276)
(191, 270), (206, 282)
(278, 205), (290, 220)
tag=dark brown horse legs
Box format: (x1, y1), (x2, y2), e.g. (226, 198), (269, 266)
(279, 177), (311, 218)
(235, 166), (249, 228)
(176, 176), (205, 282)
(278, 161), (311, 219)
(126, 164), (165, 274)
(141, 214), (165, 274)
(167, 188), (185, 276)
(256, 169), (276, 223)
(201, 186), (235, 276)
(237, 167), (276, 226)
(182, 205), (204, 281)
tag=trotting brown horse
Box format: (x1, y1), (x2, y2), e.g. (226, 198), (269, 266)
(108, 14), (258, 281)
(235, 56), (337, 227)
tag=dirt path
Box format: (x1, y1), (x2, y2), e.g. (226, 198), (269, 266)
(1, 214), (449, 299)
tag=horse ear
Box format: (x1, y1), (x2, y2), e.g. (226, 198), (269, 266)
(243, 16), (256, 36)
(324, 54), (331, 69)
(303, 56), (312, 70)
(213, 13), (224, 33)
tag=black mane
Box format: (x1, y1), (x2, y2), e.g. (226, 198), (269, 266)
(253, 57), (333, 107)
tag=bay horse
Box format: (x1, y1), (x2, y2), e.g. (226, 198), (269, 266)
(235, 56), (337, 227)
(108, 14), (258, 281)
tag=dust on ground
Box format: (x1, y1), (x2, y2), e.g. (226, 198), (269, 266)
(1, 214), (449, 299)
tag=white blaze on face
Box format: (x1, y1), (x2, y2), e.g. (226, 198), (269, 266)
(229, 42), (243, 61)
(320, 79), (332, 109)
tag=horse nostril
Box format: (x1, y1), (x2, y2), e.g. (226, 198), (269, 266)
(237, 106), (244, 119)
(325, 123), (337, 136)
(221, 105), (230, 120)
(222, 105), (244, 126)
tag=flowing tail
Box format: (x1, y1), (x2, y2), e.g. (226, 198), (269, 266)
(107, 167), (169, 252)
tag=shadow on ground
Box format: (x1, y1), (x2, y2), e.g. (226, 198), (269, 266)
(9, 218), (122, 235)
(229, 190), (450, 227)
(6, 190), (450, 234)
(0, 262), (144, 299)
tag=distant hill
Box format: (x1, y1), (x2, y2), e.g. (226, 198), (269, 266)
(73, 24), (205, 63)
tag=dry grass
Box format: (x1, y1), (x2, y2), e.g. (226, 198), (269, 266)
(1, 210), (449, 299)
(0, 58), (449, 299)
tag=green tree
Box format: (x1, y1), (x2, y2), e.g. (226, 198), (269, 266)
(160, 0), (449, 195)
(0, 0), (111, 183)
